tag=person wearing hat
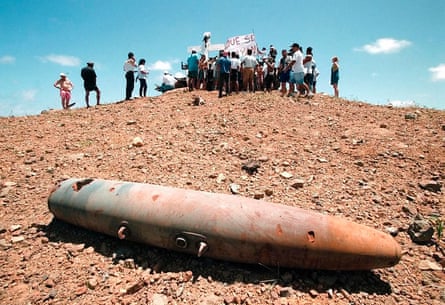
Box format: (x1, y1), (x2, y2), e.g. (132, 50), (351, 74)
(187, 49), (199, 91)
(287, 43), (310, 97)
(53, 73), (74, 109)
(81, 62), (101, 108)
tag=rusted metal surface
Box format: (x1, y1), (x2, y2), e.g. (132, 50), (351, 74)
(47, 178), (402, 270)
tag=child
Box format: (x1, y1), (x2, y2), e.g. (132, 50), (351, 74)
(54, 73), (74, 109)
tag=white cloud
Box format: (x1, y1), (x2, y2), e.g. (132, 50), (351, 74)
(21, 89), (38, 102)
(0, 55), (15, 64)
(149, 60), (173, 71)
(355, 38), (412, 54)
(39, 54), (81, 66)
(429, 64), (445, 81)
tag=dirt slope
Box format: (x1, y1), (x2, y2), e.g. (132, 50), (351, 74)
(1, 90), (444, 304)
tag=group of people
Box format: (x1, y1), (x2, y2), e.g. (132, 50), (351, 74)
(54, 61), (101, 109)
(185, 43), (340, 98)
(53, 47), (340, 110)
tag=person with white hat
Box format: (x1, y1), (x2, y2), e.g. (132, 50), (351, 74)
(53, 73), (74, 109)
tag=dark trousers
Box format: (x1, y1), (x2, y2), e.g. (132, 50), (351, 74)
(218, 73), (230, 97)
(139, 78), (147, 97)
(125, 71), (134, 100)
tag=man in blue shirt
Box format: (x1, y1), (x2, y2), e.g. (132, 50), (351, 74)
(187, 49), (199, 91)
(218, 51), (231, 98)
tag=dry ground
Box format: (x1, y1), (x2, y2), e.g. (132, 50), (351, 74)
(0, 89), (444, 304)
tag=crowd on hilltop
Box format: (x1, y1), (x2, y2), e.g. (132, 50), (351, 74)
(52, 45), (339, 110)
(185, 43), (339, 99)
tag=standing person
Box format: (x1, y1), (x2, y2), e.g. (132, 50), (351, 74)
(303, 47), (315, 95)
(230, 52), (241, 94)
(218, 52), (231, 98)
(81, 62), (100, 108)
(197, 54), (208, 90)
(278, 49), (291, 97)
(331, 56), (340, 97)
(123, 52), (136, 100)
(53, 73), (74, 109)
(187, 49), (199, 91)
(288, 43), (310, 97)
(312, 65), (320, 93)
(241, 49), (258, 92)
(264, 57), (275, 93)
(137, 59), (149, 97)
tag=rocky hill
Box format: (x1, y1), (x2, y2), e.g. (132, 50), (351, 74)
(0, 90), (444, 304)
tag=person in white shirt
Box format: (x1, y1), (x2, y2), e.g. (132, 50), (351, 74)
(288, 43), (310, 97)
(230, 52), (241, 94)
(137, 59), (149, 97)
(156, 71), (177, 93)
(123, 52), (137, 100)
(241, 49), (258, 92)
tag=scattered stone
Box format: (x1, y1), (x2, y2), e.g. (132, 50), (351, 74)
(11, 235), (25, 243)
(408, 215), (434, 244)
(290, 179), (305, 189)
(132, 136), (144, 147)
(280, 171), (293, 179)
(241, 160), (260, 175)
(253, 192), (264, 200)
(279, 287), (291, 297)
(0, 239), (12, 249)
(418, 180), (442, 193)
(317, 157), (328, 163)
(216, 173), (226, 184)
(123, 258), (136, 269)
(86, 277), (98, 290)
(192, 96), (205, 106)
(229, 183), (240, 194)
(9, 224), (21, 232)
(125, 279), (145, 294)
(402, 205), (417, 216)
(386, 227), (399, 237)
(419, 260), (443, 271)
(309, 289), (319, 298)
(264, 189), (273, 196)
(405, 113), (417, 120)
(126, 120), (137, 125)
(152, 293), (168, 305)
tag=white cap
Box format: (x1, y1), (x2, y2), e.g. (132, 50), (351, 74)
(60, 73), (66, 77)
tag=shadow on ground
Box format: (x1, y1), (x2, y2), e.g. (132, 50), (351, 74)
(38, 218), (393, 296)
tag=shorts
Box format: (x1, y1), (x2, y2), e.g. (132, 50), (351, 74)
(188, 70), (198, 79)
(84, 84), (99, 91)
(60, 90), (71, 100)
(279, 70), (290, 82)
(290, 71), (304, 85)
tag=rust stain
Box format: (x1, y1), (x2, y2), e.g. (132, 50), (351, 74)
(276, 224), (283, 236)
(152, 194), (159, 201)
(109, 187), (115, 192)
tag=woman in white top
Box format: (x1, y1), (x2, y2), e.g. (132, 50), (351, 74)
(137, 59), (149, 97)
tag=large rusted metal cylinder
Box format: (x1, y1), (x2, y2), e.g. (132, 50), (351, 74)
(48, 178), (401, 270)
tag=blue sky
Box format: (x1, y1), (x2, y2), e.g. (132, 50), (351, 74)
(0, 0), (444, 116)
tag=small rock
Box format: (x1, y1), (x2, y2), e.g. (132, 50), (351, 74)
(229, 183), (240, 194)
(280, 171), (293, 179)
(192, 96), (205, 106)
(0, 239), (12, 249)
(253, 193), (264, 200)
(86, 278), (98, 290)
(132, 137), (144, 147)
(418, 180), (442, 193)
(125, 279), (145, 294)
(309, 289), (319, 298)
(126, 120), (137, 125)
(123, 258), (136, 269)
(216, 173), (226, 184)
(419, 260), (443, 271)
(241, 160), (260, 175)
(290, 179), (305, 189)
(11, 235), (25, 243)
(264, 189), (273, 196)
(386, 227), (399, 237)
(404, 113), (417, 120)
(279, 287), (291, 297)
(9, 224), (21, 232)
(152, 293), (168, 305)
(408, 215), (434, 244)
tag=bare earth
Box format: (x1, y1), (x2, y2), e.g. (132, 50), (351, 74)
(0, 90), (444, 305)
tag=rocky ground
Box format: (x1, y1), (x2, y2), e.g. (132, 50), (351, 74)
(0, 89), (444, 305)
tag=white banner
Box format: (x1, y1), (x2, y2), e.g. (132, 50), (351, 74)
(224, 33), (259, 56)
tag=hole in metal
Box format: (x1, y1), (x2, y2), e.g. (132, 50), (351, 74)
(307, 231), (315, 243)
(72, 178), (94, 192)
(175, 237), (188, 248)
